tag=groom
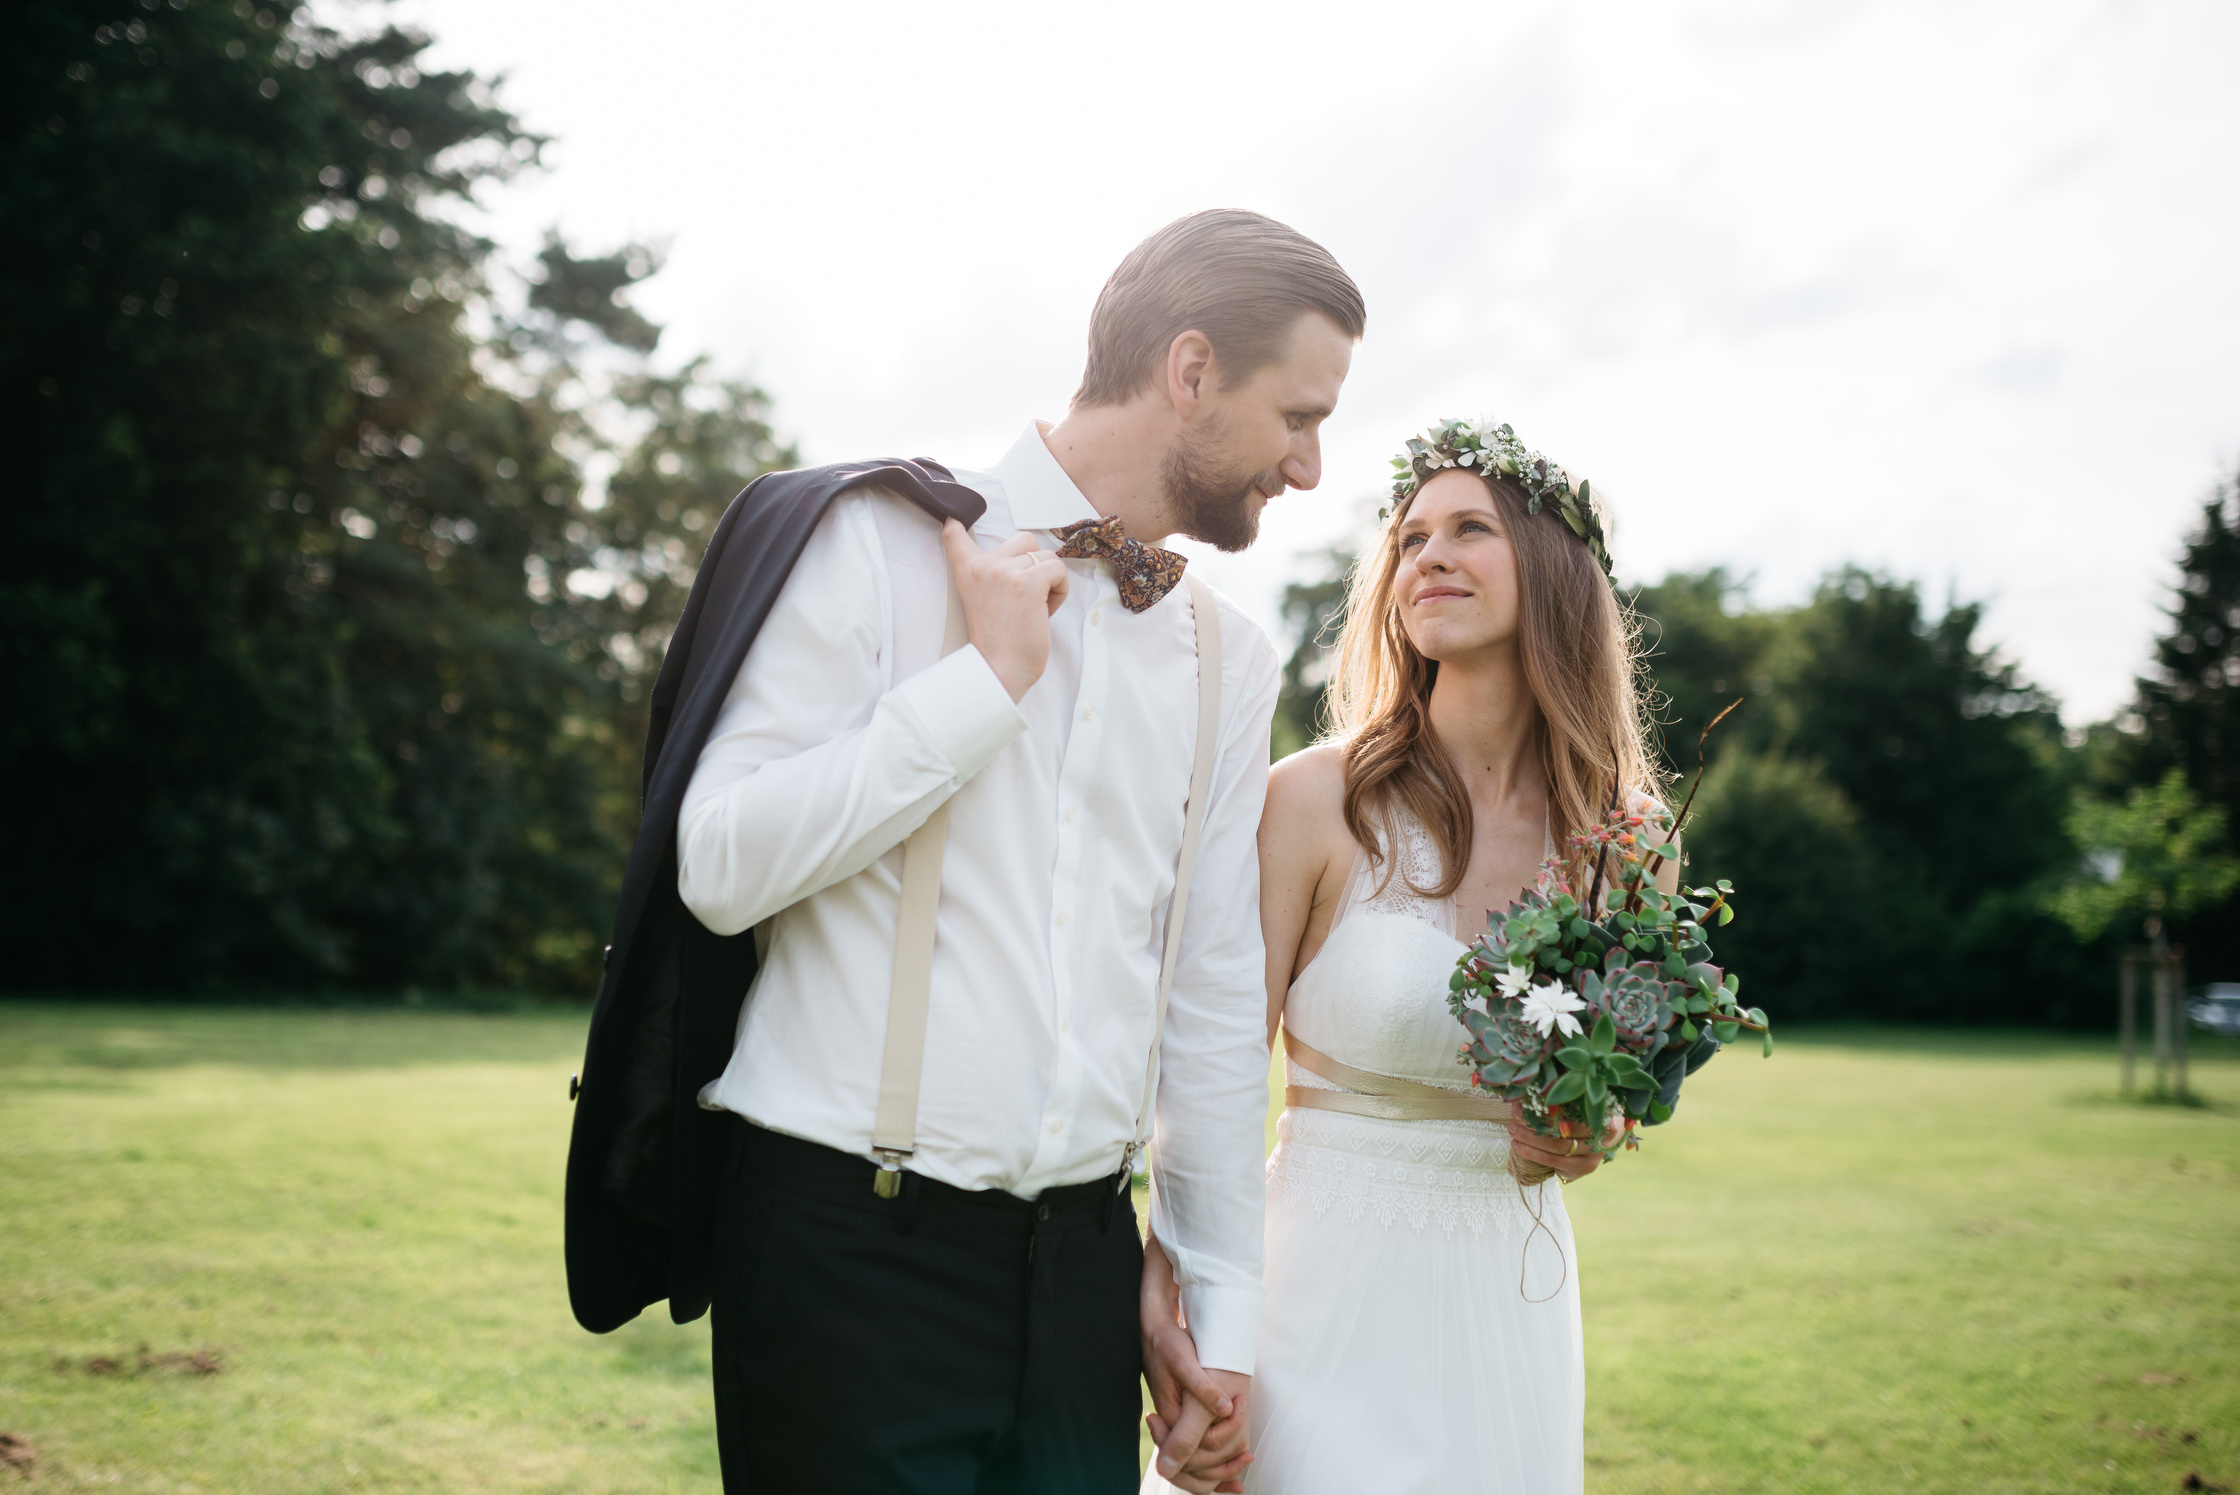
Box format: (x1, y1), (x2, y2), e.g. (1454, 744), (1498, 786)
(569, 209), (1362, 1494)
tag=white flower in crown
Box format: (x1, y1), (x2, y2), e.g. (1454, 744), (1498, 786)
(1385, 415), (1614, 582)
(1519, 979), (1587, 1039)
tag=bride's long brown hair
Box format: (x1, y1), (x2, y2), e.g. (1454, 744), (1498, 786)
(1323, 472), (1663, 898)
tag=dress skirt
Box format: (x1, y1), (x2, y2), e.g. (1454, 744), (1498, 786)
(1147, 1079), (1583, 1495)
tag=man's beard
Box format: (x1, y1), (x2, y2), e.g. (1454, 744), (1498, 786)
(1162, 418), (1279, 554)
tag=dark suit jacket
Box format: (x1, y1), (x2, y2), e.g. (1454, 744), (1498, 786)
(563, 458), (986, 1334)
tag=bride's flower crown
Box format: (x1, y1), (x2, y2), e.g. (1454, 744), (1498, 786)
(1384, 417), (1614, 582)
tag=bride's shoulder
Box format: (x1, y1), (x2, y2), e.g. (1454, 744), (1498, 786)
(1263, 743), (1360, 900)
(1264, 743), (1358, 858)
(1267, 741), (1348, 816)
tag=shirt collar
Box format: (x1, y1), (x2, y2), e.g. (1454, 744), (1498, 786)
(994, 422), (1100, 534)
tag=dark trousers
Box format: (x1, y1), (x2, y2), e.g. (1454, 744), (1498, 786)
(711, 1123), (1144, 1494)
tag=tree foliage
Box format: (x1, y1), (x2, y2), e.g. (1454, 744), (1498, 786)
(2048, 770), (2240, 945)
(4, 0), (790, 994)
(2126, 477), (2240, 973)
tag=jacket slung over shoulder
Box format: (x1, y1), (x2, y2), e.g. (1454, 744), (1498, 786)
(563, 458), (986, 1334)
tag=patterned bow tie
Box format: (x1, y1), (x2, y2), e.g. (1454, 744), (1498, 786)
(1053, 516), (1188, 614)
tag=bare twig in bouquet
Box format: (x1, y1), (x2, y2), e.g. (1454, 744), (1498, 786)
(1638, 697), (1742, 891)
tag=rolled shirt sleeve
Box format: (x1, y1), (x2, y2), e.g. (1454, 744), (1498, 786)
(1146, 604), (1282, 1376)
(677, 493), (1028, 937)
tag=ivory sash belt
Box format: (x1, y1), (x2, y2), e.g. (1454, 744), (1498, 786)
(1282, 1029), (1515, 1123)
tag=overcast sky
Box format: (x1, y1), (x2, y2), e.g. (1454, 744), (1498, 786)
(367, 0), (2240, 725)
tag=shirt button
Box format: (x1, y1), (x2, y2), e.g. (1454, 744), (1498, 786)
(1081, 706), (1096, 722)
(1048, 1119), (1065, 1135)
(1090, 609), (1101, 626)
(1064, 808), (1076, 823)
(1054, 911), (1069, 927)
(1062, 1018), (1072, 1033)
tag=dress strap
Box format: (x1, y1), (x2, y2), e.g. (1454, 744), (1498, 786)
(1282, 1029), (1514, 1122)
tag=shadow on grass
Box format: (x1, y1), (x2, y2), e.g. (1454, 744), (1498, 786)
(0, 1000), (591, 1073)
(1776, 1022), (2240, 1065)
(603, 1316), (713, 1380)
(2057, 1086), (2239, 1116)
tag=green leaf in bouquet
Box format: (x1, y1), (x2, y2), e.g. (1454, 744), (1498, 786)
(1718, 904), (1735, 925)
(1449, 969), (1468, 992)
(1606, 1055), (1652, 1087)
(1648, 1100), (1674, 1124)
(1546, 1070), (1588, 1105)
(1661, 951), (1687, 978)
(1586, 1074), (1608, 1108)
(1713, 1021), (1740, 1044)
(1680, 1018), (1699, 1041)
(1762, 1031), (1774, 1058)
(1589, 1012), (1616, 1054)
(1724, 972), (1741, 993)
(1555, 1045), (1593, 1071)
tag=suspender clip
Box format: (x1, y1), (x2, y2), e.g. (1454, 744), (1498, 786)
(1117, 1140), (1143, 1195)
(873, 1149), (906, 1199)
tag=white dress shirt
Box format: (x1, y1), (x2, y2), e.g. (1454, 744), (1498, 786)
(676, 423), (1280, 1374)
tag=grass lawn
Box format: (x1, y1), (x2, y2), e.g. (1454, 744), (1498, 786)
(1, 1004), (2235, 1493)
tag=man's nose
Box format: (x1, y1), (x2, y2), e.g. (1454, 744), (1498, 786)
(1282, 434), (1322, 492)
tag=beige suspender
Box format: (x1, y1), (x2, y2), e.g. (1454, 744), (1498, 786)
(1128, 573), (1224, 1173)
(869, 574), (968, 1193)
(870, 569), (1224, 1197)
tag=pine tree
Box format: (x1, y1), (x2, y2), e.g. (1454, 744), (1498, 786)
(2132, 472), (2240, 971)
(2136, 478), (2240, 820)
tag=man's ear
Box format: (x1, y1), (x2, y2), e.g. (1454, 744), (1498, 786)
(1163, 330), (1215, 417)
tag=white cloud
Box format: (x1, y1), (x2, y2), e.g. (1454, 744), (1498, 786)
(366, 0), (2240, 722)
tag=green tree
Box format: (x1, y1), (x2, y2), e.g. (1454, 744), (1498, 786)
(1628, 569), (1775, 778)
(2049, 770), (2240, 947)
(4, 0), (789, 993)
(2128, 476), (2240, 975)
(1637, 570), (2092, 1024)
(1271, 547), (1352, 760)
(1682, 752), (1892, 1022)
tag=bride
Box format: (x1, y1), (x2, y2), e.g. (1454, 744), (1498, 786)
(1146, 418), (1672, 1494)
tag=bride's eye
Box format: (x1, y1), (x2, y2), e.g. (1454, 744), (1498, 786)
(1399, 531), (1427, 549)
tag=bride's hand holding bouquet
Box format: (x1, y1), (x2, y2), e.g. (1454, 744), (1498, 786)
(1448, 752), (1770, 1187)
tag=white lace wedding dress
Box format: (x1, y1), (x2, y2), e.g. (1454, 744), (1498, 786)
(1147, 811), (1583, 1494)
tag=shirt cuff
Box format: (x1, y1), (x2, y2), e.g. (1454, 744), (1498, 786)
(1181, 1283), (1263, 1377)
(889, 644), (1028, 784)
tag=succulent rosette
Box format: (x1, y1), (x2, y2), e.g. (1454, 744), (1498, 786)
(1447, 798), (1770, 1163)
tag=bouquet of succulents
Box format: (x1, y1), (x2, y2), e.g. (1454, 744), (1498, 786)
(1447, 779), (1769, 1179)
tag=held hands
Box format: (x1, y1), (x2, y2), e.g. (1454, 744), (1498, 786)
(939, 520), (1069, 702)
(1140, 1235), (1252, 1493)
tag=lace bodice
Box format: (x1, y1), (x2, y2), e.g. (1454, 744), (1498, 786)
(1273, 813), (1541, 1238)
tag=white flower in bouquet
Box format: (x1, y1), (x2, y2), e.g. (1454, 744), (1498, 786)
(1520, 979), (1586, 1039)
(1495, 964), (1534, 1000)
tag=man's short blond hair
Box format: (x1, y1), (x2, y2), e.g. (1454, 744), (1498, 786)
(1072, 210), (1365, 410)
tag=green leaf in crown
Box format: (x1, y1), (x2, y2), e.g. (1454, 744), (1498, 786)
(1383, 416), (1615, 583)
